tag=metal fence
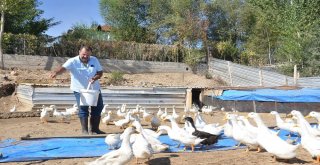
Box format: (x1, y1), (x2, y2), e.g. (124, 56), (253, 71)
(208, 58), (320, 88)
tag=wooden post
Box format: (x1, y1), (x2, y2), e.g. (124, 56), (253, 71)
(253, 100), (256, 113)
(293, 65), (297, 86)
(259, 70), (263, 86)
(186, 88), (192, 110)
(227, 61), (233, 86)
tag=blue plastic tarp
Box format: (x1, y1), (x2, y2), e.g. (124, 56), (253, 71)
(0, 129), (299, 163)
(215, 88), (320, 102)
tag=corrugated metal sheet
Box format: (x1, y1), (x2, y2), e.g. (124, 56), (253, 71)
(209, 58), (295, 87)
(17, 85), (187, 111)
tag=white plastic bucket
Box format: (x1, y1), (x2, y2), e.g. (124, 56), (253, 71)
(80, 83), (99, 106)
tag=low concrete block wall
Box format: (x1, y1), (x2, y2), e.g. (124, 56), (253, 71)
(3, 54), (191, 73)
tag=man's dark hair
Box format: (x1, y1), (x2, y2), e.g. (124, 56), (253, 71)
(80, 45), (93, 52)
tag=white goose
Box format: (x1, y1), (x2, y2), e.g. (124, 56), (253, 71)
(142, 108), (152, 122)
(87, 127), (136, 165)
(291, 110), (320, 163)
(248, 112), (299, 161)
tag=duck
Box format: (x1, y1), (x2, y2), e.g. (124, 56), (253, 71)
(117, 104), (127, 117)
(270, 111), (300, 134)
(172, 105), (180, 122)
(132, 120), (168, 153)
(102, 111), (113, 125)
(101, 104), (109, 115)
(184, 117), (220, 149)
(105, 133), (121, 150)
(157, 125), (204, 152)
(156, 106), (164, 117)
(114, 112), (132, 129)
(194, 112), (223, 135)
(66, 104), (78, 115)
(291, 110), (320, 163)
(306, 111), (320, 128)
(9, 105), (16, 112)
(150, 114), (161, 130)
(142, 108), (152, 122)
(40, 108), (50, 123)
(291, 110), (320, 137)
(87, 126), (137, 165)
(53, 109), (71, 122)
(194, 112), (206, 129)
(223, 113), (235, 138)
(160, 107), (168, 120)
(247, 112), (299, 161)
(226, 114), (259, 152)
(132, 123), (153, 164)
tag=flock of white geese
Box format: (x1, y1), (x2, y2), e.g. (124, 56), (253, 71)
(38, 104), (320, 164)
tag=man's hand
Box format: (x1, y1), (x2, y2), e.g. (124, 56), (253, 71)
(50, 72), (57, 79)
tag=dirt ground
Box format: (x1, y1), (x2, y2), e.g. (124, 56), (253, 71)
(0, 69), (317, 165)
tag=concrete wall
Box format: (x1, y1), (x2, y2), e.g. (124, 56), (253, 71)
(3, 54), (192, 73)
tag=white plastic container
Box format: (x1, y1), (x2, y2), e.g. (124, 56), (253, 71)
(80, 83), (99, 106)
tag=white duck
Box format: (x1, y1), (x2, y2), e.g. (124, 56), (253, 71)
(114, 112), (132, 129)
(156, 106), (164, 117)
(132, 122), (153, 164)
(101, 104), (109, 115)
(194, 112), (206, 129)
(105, 133), (121, 150)
(270, 111), (300, 134)
(248, 112), (299, 161)
(9, 105), (16, 112)
(171, 105), (180, 122)
(142, 108), (152, 122)
(157, 125), (204, 152)
(223, 113), (235, 138)
(66, 104), (78, 115)
(117, 104), (127, 118)
(291, 110), (320, 163)
(40, 108), (50, 123)
(307, 111), (320, 128)
(87, 126), (136, 165)
(291, 110), (320, 137)
(160, 107), (168, 120)
(102, 111), (113, 125)
(226, 114), (259, 152)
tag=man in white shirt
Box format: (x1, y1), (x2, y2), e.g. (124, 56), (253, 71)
(50, 46), (105, 135)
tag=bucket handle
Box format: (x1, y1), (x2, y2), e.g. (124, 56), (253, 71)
(86, 82), (93, 91)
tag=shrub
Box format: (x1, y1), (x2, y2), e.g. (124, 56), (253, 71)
(108, 71), (124, 85)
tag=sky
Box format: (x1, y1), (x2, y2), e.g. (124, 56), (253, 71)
(38, 0), (105, 37)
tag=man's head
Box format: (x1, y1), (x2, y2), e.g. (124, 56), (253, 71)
(79, 46), (93, 63)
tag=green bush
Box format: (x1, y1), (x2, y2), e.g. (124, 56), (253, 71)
(109, 71), (125, 85)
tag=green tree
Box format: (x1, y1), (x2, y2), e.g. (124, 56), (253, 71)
(0, 0), (59, 68)
(99, 0), (153, 43)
